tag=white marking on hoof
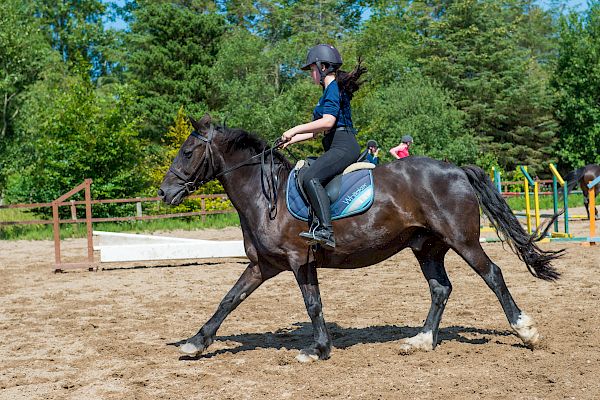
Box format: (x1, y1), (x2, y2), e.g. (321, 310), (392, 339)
(399, 331), (434, 354)
(295, 352), (319, 363)
(179, 342), (201, 356)
(511, 313), (540, 348)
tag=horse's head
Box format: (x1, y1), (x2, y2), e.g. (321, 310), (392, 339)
(158, 114), (218, 205)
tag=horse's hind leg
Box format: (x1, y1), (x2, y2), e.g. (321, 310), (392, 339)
(400, 239), (452, 353)
(452, 240), (540, 348)
(179, 262), (280, 356)
(582, 187), (591, 220)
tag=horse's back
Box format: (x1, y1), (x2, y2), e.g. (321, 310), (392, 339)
(371, 156), (480, 227)
(373, 156), (473, 199)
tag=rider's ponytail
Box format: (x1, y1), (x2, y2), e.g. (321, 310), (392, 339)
(336, 59), (367, 100)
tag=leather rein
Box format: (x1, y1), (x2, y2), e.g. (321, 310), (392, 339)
(168, 127), (285, 220)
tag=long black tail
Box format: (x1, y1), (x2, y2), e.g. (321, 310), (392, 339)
(462, 166), (563, 281)
(564, 167), (586, 195)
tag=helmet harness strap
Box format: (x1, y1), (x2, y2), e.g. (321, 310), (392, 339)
(315, 61), (336, 87)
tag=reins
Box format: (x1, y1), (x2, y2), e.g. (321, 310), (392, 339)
(168, 127), (286, 220)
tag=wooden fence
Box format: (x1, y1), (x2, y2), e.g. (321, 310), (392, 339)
(0, 179), (235, 271)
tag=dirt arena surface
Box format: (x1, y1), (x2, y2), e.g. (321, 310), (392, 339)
(1, 223), (599, 400)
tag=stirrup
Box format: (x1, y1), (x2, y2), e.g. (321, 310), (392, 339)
(299, 228), (336, 249)
(299, 230), (319, 245)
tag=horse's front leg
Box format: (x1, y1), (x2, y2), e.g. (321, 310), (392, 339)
(179, 262), (278, 356)
(293, 261), (332, 362)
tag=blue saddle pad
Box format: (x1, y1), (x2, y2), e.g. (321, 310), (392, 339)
(286, 169), (374, 222)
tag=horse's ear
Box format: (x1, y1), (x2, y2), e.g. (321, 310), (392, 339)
(199, 113), (212, 129)
(189, 114), (211, 132)
(188, 115), (198, 129)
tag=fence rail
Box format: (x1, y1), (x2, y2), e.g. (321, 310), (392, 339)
(0, 193), (235, 226)
(0, 179), (237, 271)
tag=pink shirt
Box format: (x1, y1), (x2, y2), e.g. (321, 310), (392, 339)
(390, 143), (410, 159)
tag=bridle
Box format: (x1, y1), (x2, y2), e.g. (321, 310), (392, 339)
(167, 128), (217, 195)
(168, 126), (285, 219)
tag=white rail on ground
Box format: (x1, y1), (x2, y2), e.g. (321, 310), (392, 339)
(93, 231), (247, 262)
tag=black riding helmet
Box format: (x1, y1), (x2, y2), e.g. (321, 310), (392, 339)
(301, 44), (343, 85)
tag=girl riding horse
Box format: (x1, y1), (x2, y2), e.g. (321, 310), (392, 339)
(280, 44), (366, 249)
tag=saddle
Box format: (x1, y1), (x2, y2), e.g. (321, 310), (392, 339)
(286, 155), (376, 222)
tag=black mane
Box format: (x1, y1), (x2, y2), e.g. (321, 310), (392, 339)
(217, 125), (291, 168)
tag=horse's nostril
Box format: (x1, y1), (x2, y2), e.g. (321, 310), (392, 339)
(157, 188), (165, 198)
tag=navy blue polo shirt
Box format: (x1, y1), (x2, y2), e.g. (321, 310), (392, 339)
(312, 80), (353, 129)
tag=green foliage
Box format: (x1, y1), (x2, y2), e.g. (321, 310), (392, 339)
(356, 73), (478, 165)
(34, 0), (119, 79)
(4, 68), (150, 215)
(126, 0), (225, 140)
(1, 0), (599, 235)
(552, 3), (600, 168)
(150, 107), (232, 212)
(0, 0), (56, 189)
(413, 0), (559, 171)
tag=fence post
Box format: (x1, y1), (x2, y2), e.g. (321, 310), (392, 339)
(551, 174), (559, 233)
(520, 166), (532, 234)
(590, 185), (596, 244)
(136, 197), (143, 218)
(587, 176), (600, 245)
(201, 197), (206, 224)
(549, 163), (570, 237)
(70, 200), (77, 221)
(533, 180), (541, 231)
(52, 200), (61, 268)
(85, 179), (94, 265)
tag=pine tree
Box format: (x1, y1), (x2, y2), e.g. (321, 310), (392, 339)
(415, 0), (559, 172)
(552, 3), (600, 167)
(126, 0), (225, 141)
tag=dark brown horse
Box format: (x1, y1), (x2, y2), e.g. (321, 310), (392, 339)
(565, 164), (600, 220)
(158, 115), (562, 362)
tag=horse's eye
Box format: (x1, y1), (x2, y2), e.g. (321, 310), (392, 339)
(183, 150), (193, 159)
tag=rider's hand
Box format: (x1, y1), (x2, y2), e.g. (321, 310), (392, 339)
(281, 130), (294, 142)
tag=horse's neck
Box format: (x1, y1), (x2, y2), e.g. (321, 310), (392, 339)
(218, 153), (290, 220)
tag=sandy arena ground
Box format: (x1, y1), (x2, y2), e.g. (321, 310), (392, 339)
(1, 220), (599, 400)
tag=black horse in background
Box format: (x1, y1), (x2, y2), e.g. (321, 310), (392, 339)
(158, 115), (563, 362)
(565, 164), (600, 220)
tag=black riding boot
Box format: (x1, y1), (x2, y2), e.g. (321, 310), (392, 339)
(299, 178), (335, 249)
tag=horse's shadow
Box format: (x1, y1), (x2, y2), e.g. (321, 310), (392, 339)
(167, 323), (517, 360)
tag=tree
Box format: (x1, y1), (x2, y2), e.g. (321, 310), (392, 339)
(0, 0), (56, 191)
(356, 73), (478, 165)
(414, 0), (559, 171)
(125, 0), (225, 141)
(552, 3), (600, 168)
(33, 0), (118, 79)
(4, 67), (150, 211)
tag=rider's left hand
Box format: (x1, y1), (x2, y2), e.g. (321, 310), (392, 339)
(281, 130), (294, 143)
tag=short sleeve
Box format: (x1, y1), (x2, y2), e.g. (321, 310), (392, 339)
(321, 84), (340, 118)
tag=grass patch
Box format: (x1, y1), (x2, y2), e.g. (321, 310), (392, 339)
(0, 212), (240, 241)
(505, 193), (584, 211)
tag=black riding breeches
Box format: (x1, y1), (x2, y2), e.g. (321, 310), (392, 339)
(300, 129), (361, 189)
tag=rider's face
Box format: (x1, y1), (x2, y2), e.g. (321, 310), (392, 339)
(310, 64), (320, 85)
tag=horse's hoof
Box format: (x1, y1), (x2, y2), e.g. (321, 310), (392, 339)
(179, 342), (202, 356)
(511, 313), (541, 349)
(398, 331), (434, 355)
(295, 352), (319, 363)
